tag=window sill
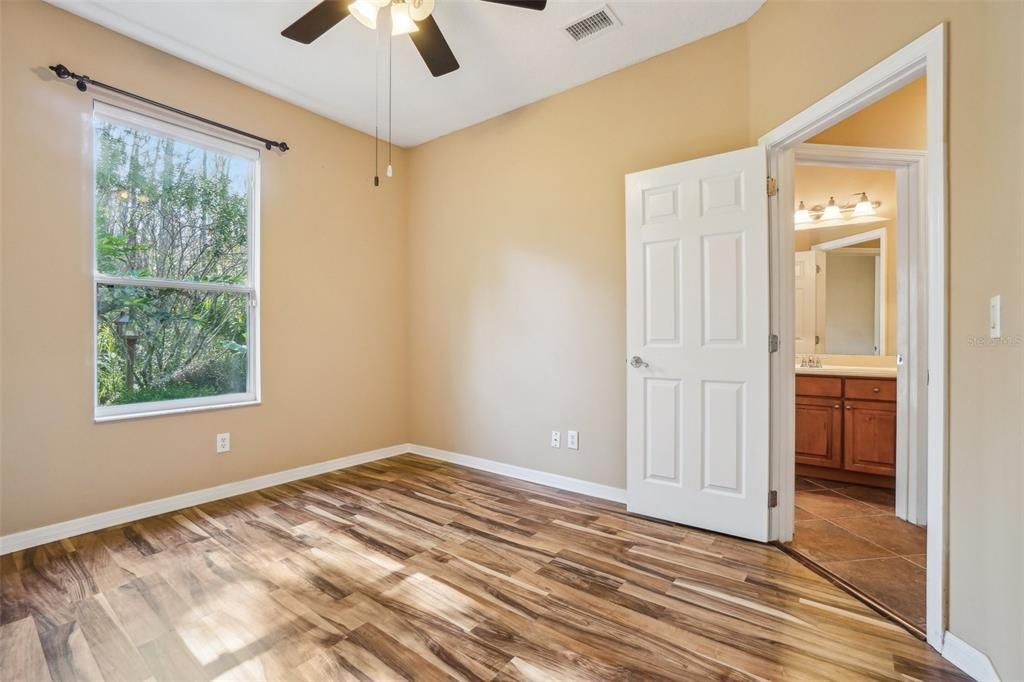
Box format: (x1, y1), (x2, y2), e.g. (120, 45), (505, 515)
(94, 398), (260, 423)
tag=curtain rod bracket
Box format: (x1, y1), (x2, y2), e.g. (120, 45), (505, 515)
(48, 63), (290, 153)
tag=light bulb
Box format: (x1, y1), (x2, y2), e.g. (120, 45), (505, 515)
(386, 164), (393, 177)
(390, 2), (419, 35)
(349, 0), (379, 29)
(853, 192), (875, 217)
(794, 200), (811, 225)
(408, 0), (434, 21)
(822, 196), (842, 221)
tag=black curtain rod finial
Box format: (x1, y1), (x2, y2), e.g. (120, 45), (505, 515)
(47, 63), (289, 153)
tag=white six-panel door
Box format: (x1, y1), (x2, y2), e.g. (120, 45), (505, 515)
(625, 146), (770, 542)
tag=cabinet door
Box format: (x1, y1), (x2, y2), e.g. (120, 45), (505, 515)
(843, 399), (897, 475)
(795, 396), (843, 468)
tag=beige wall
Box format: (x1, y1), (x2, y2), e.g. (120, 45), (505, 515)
(793, 165), (897, 353)
(1, 0), (411, 534)
(808, 77), (927, 149)
(407, 24), (750, 491)
(408, 0), (1023, 677)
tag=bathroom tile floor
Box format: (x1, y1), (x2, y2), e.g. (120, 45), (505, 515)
(786, 477), (927, 633)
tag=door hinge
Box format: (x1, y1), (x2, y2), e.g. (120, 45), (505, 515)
(769, 333), (780, 353)
(815, 264), (821, 274)
(768, 490), (779, 508)
(766, 177), (778, 197)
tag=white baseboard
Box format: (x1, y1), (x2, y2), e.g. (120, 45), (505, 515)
(1, 442), (628, 555)
(407, 444), (627, 504)
(0, 444), (408, 555)
(943, 631), (1001, 681)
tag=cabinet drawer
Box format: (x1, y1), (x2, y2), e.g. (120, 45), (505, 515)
(844, 378), (896, 401)
(795, 376), (842, 398)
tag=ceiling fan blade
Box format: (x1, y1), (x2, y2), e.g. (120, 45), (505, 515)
(477, 0), (547, 10)
(409, 15), (460, 78)
(282, 1), (350, 44)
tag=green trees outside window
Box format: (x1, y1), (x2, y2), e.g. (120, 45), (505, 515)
(94, 108), (257, 412)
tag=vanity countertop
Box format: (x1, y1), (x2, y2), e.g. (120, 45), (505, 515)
(795, 365), (897, 378)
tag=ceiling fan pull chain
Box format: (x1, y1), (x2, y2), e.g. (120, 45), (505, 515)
(386, 30), (393, 178)
(373, 17), (380, 187)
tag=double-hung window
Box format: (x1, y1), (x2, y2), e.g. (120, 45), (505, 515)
(93, 102), (260, 420)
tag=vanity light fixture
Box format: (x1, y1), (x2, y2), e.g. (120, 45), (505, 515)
(795, 200), (812, 225)
(794, 192), (882, 226)
(822, 196), (842, 221)
(853, 191), (876, 217)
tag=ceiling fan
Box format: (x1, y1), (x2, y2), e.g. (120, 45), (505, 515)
(281, 0), (548, 77)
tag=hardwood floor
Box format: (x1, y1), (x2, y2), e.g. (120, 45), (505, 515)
(1, 454), (966, 681)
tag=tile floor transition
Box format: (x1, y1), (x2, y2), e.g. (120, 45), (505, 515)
(786, 477), (927, 632)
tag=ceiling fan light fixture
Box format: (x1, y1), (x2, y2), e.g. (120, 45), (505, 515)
(348, 0), (380, 30)
(408, 0), (434, 22)
(390, 2), (419, 35)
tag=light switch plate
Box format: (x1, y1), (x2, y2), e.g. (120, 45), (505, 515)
(990, 295), (1001, 338)
(550, 431), (561, 448)
(567, 430), (579, 450)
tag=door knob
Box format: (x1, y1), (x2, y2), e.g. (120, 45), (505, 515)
(630, 356), (649, 368)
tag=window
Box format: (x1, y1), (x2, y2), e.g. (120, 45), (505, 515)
(93, 103), (260, 420)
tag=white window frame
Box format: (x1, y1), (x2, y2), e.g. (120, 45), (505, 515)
(92, 101), (261, 422)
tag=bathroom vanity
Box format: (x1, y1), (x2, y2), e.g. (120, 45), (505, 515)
(795, 367), (897, 489)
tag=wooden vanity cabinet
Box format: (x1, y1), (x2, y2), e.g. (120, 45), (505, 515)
(843, 399), (897, 475)
(795, 397), (843, 468)
(795, 374), (896, 486)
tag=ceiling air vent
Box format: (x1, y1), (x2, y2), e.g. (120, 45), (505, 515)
(564, 6), (621, 43)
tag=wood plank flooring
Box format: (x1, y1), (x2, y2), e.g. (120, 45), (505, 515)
(0, 454), (967, 681)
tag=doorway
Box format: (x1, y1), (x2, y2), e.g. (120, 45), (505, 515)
(760, 25), (947, 650)
(783, 139), (929, 634)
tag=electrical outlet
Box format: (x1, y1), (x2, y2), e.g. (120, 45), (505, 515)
(550, 431), (561, 448)
(216, 432), (231, 454)
(567, 430), (579, 450)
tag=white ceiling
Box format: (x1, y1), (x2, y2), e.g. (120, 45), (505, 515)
(48, 0), (763, 147)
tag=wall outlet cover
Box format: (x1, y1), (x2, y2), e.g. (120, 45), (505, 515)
(216, 433), (231, 454)
(550, 431), (561, 448)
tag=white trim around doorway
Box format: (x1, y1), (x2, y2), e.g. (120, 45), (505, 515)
(758, 23), (948, 652)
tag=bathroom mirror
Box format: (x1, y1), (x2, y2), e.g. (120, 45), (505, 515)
(794, 228), (886, 356)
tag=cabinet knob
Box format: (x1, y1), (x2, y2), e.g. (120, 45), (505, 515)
(845, 405), (852, 410)
(872, 386), (881, 393)
(833, 404), (840, 408)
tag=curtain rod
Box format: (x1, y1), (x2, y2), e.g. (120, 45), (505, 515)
(48, 64), (289, 153)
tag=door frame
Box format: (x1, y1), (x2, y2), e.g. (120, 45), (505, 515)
(759, 24), (947, 649)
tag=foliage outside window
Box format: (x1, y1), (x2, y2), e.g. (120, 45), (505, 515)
(93, 103), (259, 419)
